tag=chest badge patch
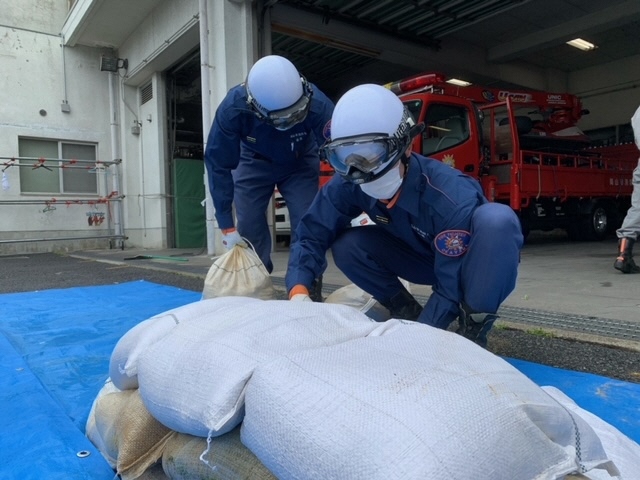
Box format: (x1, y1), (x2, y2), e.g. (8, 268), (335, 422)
(434, 230), (470, 256)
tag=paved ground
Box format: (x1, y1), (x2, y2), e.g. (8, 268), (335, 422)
(1, 231), (639, 383)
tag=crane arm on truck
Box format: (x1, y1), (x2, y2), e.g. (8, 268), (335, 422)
(384, 73), (588, 135)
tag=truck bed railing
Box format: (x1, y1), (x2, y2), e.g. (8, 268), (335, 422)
(485, 148), (635, 209)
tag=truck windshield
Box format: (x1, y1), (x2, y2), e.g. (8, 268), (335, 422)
(421, 103), (470, 155)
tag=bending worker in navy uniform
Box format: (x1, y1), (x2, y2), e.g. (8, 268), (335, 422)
(204, 55), (334, 280)
(286, 84), (524, 347)
(614, 104), (640, 274)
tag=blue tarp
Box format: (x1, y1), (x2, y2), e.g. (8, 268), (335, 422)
(0, 281), (200, 480)
(1, 280), (638, 479)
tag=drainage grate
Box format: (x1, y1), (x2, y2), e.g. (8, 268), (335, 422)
(493, 306), (640, 342)
(272, 278), (640, 342)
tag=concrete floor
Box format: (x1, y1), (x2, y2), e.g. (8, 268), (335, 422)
(66, 231), (639, 345)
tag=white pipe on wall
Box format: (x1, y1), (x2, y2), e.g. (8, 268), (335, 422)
(108, 72), (124, 248)
(199, 0), (217, 256)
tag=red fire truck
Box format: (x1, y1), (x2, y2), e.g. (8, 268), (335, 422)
(385, 73), (638, 240)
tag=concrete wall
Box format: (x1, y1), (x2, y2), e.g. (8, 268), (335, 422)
(115, 0), (201, 248)
(570, 54), (640, 131)
(0, 0), (115, 254)
(1, 0), (256, 254)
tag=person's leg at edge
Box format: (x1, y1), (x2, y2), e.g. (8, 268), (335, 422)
(331, 227), (436, 320)
(233, 163), (276, 273)
(614, 160), (640, 273)
(458, 203), (524, 347)
(277, 149), (322, 298)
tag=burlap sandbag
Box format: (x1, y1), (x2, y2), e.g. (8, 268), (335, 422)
(136, 464), (170, 480)
(93, 387), (177, 480)
(162, 429), (275, 480)
(202, 245), (276, 300)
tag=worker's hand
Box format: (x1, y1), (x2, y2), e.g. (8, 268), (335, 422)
(221, 228), (247, 249)
(290, 293), (312, 302)
(289, 284), (312, 302)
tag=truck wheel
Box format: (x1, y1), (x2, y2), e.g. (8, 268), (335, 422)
(566, 203), (609, 241)
(580, 203), (609, 240)
(587, 204), (609, 241)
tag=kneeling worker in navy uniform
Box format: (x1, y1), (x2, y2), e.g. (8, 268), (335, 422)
(286, 84), (523, 347)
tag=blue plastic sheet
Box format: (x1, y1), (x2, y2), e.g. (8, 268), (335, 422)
(1, 280), (638, 479)
(506, 357), (640, 443)
(0, 281), (199, 480)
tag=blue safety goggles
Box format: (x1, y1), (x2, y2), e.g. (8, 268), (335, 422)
(321, 134), (408, 183)
(247, 77), (312, 131)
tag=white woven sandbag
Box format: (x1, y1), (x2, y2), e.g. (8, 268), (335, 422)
(324, 284), (390, 321)
(324, 280), (414, 322)
(110, 297), (260, 390)
(202, 245), (277, 300)
(542, 386), (639, 480)
(241, 322), (618, 480)
(137, 298), (377, 438)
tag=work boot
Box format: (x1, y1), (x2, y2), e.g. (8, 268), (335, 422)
(381, 288), (423, 321)
(614, 238), (640, 274)
(456, 303), (497, 349)
(309, 276), (324, 302)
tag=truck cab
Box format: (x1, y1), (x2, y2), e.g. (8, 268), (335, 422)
(388, 73), (636, 241)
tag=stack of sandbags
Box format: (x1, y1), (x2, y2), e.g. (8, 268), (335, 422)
(135, 299), (378, 437)
(241, 320), (627, 480)
(91, 297), (378, 478)
(96, 296), (640, 479)
(86, 380), (275, 479)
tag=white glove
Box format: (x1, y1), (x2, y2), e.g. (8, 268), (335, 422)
(290, 293), (312, 302)
(221, 228), (247, 249)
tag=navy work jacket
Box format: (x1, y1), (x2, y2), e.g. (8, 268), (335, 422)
(286, 153), (487, 326)
(204, 83), (334, 229)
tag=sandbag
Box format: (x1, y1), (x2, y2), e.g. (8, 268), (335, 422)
(241, 322), (619, 480)
(137, 298), (378, 438)
(324, 283), (390, 321)
(542, 386), (640, 479)
(162, 430), (275, 479)
(202, 245), (276, 300)
(86, 379), (120, 468)
(110, 297), (261, 390)
(324, 280), (413, 322)
(136, 464), (169, 480)
(86, 381), (176, 480)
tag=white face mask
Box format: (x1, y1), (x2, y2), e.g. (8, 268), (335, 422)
(359, 162), (403, 199)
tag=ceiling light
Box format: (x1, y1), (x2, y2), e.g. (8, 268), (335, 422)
(446, 78), (472, 87)
(566, 38), (596, 51)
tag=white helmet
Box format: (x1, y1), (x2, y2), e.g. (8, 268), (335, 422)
(246, 55), (312, 130)
(323, 84), (418, 183)
(331, 84), (405, 139)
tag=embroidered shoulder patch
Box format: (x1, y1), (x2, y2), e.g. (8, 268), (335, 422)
(323, 120), (331, 140)
(434, 230), (470, 257)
